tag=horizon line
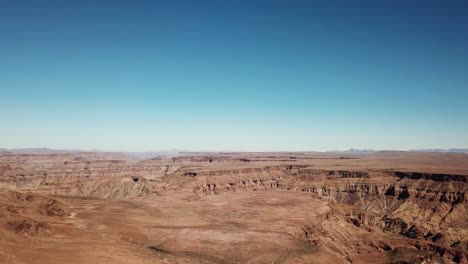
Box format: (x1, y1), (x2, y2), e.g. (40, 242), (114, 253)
(2, 147), (468, 154)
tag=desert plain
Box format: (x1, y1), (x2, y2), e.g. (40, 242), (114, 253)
(0, 150), (467, 263)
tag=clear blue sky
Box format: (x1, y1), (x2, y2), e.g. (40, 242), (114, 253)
(1, 0), (467, 151)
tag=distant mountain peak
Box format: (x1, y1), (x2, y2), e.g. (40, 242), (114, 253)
(327, 148), (377, 155)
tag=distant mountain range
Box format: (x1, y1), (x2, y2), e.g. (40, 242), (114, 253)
(0, 148), (183, 157)
(328, 148), (468, 155)
(0, 148), (82, 154)
(1, 148), (467, 155)
(327, 148), (377, 155)
(411, 149), (468, 154)
(124, 150), (183, 158)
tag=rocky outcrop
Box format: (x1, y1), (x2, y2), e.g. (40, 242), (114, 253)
(7, 219), (49, 236)
(0, 189), (67, 237)
(0, 158), (177, 198)
(187, 166), (467, 262)
(392, 171), (468, 183)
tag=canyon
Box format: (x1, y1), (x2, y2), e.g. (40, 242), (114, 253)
(0, 151), (467, 263)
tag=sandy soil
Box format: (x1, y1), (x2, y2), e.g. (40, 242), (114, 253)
(0, 151), (466, 263)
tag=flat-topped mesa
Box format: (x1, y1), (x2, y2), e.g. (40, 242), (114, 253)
(189, 167), (467, 255)
(292, 168), (371, 179)
(194, 178), (282, 195)
(190, 167), (385, 193)
(390, 171), (468, 183)
(195, 166), (289, 177)
(0, 159), (175, 198)
(190, 167), (467, 200)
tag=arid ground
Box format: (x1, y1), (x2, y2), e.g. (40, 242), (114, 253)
(0, 150), (467, 263)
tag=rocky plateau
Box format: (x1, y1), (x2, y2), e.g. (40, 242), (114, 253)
(0, 151), (467, 263)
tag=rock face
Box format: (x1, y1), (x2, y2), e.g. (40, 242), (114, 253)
(0, 154), (178, 198)
(0, 151), (467, 263)
(187, 166), (467, 262)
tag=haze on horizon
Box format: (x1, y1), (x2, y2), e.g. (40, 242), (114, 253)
(1, 0), (468, 152)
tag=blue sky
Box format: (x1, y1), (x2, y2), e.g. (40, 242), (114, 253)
(1, 0), (467, 151)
